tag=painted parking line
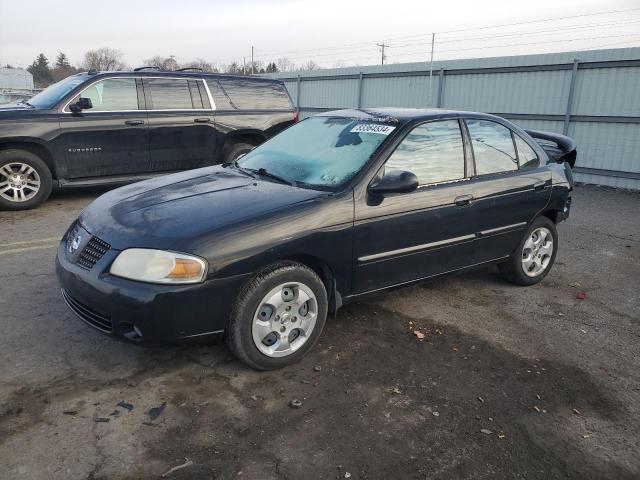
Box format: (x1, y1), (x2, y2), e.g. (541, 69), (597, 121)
(0, 237), (60, 248)
(0, 237), (61, 256)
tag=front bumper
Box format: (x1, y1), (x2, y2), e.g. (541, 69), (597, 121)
(55, 229), (249, 344)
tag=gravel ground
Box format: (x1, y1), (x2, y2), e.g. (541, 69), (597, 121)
(0, 184), (638, 480)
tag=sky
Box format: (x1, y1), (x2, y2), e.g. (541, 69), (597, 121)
(1, 0), (639, 70)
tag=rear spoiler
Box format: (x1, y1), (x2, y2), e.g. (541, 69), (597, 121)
(525, 130), (576, 168)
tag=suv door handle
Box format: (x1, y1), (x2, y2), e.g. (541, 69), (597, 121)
(533, 181), (546, 191)
(194, 117), (211, 123)
(124, 120), (145, 126)
(454, 194), (474, 207)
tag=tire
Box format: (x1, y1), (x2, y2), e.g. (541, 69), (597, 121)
(498, 216), (558, 286)
(223, 142), (255, 163)
(0, 149), (53, 211)
(226, 261), (328, 370)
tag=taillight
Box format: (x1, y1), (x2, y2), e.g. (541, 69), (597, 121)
(293, 111), (299, 123)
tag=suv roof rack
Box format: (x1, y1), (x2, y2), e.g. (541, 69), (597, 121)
(133, 66), (162, 71)
(176, 67), (204, 72)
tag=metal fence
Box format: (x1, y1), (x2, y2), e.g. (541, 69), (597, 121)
(267, 47), (640, 190)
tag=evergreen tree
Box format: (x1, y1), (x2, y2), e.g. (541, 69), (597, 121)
(265, 62), (279, 73)
(27, 53), (53, 87)
(55, 52), (70, 68)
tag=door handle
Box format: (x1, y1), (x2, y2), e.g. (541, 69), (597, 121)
(194, 117), (211, 123)
(454, 194), (474, 207)
(533, 181), (546, 192)
(124, 120), (145, 126)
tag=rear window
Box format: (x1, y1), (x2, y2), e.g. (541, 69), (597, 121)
(145, 78), (194, 110)
(211, 79), (292, 110)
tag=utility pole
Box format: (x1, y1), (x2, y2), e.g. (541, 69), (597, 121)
(376, 42), (388, 65)
(243, 57), (246, 75)
(428, 33), (435, 106)
(251, 46), (255, 75)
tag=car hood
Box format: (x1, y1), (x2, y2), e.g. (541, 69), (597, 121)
(79, 166), (325, 251)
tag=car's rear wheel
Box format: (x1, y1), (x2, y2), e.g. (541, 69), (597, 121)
(498, 216), (558, 286)
(226, 262), (328, 370)
(0, 149), (53, 211)
(223, 142), (255, 163)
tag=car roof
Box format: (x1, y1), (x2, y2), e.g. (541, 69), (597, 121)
(317, 108), (505, 125)
(77, 70), (283, 84)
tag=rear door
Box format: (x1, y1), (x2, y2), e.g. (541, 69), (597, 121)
(144, 77), (216, 172)
(59, 77), (149, 178)
(463, 118), (552, 262)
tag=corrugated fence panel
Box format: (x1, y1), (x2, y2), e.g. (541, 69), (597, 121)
(266, 47), (640, 189)
(443, 70), (570, 115)
(572, 66), (640, 117)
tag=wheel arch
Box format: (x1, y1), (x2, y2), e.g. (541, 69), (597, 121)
(279, 255), (342, 313)
(0, 140), (58, 179)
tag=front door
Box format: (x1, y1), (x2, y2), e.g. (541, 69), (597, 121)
(59, 77), (149, 179)
(353, 119), (479, 294)
(143, 78), (216, 172)
(463, 119), (552, 263)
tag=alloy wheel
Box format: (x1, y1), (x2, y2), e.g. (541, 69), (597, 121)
(251, 282), (318, 358)
(0, 162), (41, 203)
(521, 227), (554, 277)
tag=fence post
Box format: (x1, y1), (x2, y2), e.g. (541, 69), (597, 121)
(296, 75), (301, 111)
(437, 68), (445, 108)
(563, 59), (579, 135)
(357, 72), (364, 108)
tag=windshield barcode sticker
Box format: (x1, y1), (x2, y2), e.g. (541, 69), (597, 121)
(351, 124), (396, 135)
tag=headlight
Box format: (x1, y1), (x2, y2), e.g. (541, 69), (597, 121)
(110, 249), (207, 284)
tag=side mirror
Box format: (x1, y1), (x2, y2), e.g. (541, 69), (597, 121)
(69, 97), (93, 113)
(368, 170), (419, 195)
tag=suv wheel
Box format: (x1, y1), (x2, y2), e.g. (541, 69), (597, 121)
(226, 262), (328, 370)
(223, 142), (255, 163)
(498, 216), (558, 286)
(0, 149), (53, 211)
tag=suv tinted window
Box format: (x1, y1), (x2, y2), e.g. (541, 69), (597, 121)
(205, 79), (234, 110)
(146, 78), (194, 110)
(216, 79), (292, 110)
(385, 120), (465, 185)
(73, 78), (138, 111)
(514, 134), (539, 170)
(466, 119), (517, 175)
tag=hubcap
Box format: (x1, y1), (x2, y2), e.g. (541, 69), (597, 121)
(521, 227), (553, 277)
(252, 282), (318, 358)
(0, 162), (41, 203)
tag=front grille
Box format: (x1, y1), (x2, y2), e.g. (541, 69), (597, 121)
(61, 289), (113, 333)
(77, 236), (111, 270)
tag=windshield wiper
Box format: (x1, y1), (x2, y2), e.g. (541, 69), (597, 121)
(17, 99), (34, 108)
(223, 160), (257, 178)
(246, 167), (295, 186)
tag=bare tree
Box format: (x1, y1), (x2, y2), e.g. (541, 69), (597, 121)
(303, 60), (319, 71)
(276, 57), (295, 72)
(143, 55), (178, 71)
(183, 58), (218, 73)
(225, 61), (242, 75)
(82, 48), (126, 71)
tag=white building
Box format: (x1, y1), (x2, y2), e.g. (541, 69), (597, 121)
(0, 68), (34, 90)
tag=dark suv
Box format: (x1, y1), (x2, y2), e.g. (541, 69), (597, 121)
(0, 69), (296, 210)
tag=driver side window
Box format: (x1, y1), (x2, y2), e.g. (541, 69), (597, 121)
(72, 78), (139, 111)
(385, 120), (466, 185)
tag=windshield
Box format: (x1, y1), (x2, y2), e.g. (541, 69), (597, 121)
(237, 117), (396, 190)
(28, 75), (88, 109)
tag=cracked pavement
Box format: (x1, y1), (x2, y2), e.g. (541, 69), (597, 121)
(0, 184), (639, 479)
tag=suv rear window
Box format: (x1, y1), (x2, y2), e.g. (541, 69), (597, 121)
(145, 78), (195, 110)
(210, 79), (292, 110)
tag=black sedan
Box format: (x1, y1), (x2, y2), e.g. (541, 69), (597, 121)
(56, 108), (575, 370)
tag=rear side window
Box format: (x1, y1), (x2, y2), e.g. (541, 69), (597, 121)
(385, 120), (465, 185)
(216, 79), (292, 110)
(205, 79), (234, 110)
(466, 119), (518, 175)
(514, 134), (539, 170)
(73, 78), (138, 111)
(145, 78), (194, 110)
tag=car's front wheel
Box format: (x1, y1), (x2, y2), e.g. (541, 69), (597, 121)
(0, 149), (53, 211)
(498, 216), (558, 286)
(226, 262), (328, 370)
